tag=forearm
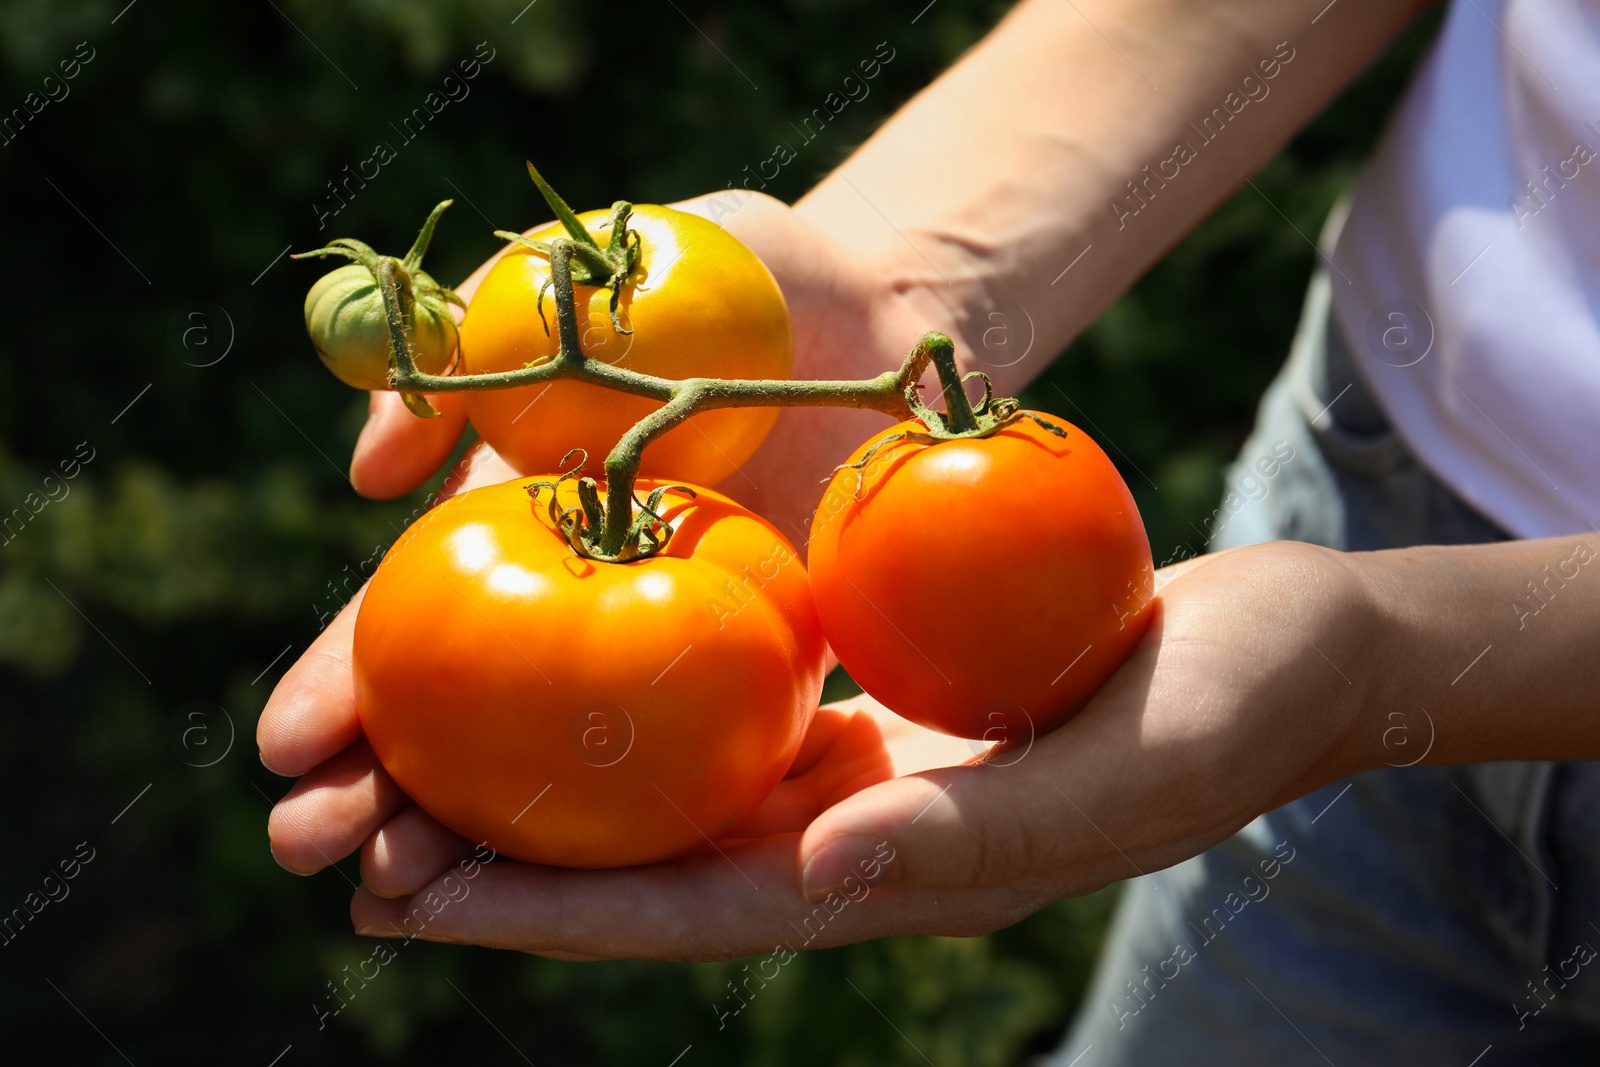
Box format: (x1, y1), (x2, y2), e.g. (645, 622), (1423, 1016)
(1349, 536), (1600, 768)
(798, 0), (1436, 391)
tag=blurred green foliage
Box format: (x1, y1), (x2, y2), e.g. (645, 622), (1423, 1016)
(0, 1), (1437, 1063)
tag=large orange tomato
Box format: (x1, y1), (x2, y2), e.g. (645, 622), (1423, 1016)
(807, 415), (1155, 741)
(352, 477), (824, 868)
(458, 206), (791, 486)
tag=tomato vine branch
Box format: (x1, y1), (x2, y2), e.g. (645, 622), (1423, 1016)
(340, 173), (1056, 562)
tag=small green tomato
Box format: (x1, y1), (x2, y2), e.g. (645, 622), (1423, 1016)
(304, 263), (457, 391)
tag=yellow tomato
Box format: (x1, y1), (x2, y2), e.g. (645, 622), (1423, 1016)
(458, 205), (791, 486)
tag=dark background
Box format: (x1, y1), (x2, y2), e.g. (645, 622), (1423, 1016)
(0, 1), (1439, 1063)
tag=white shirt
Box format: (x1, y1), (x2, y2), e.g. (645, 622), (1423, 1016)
(1330, 0), (1600, 538)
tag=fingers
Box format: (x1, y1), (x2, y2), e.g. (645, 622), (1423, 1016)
(360, 806), (475, 899)
(339, 700), (1089, 958)
(791, 750), (1166, 907)
(728, 694), (981, 840)
(348, 835), (1023, 961)
(726, 706), (895, 838)
(782, 705), (859, 779)
(855, 696), (983, 777)
(337, 716), (1127, 958)
(793, 683), (1161, 903)
(791, 604), (1256, 907)
(268, 738), (409, 874)
(794, 766), (1037, 902)
(350, 391), (468, 500)
(258, 588), (365, 777)
(348, 882), (605, 960)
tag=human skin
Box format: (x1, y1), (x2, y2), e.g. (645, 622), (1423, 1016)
(259, 0), (1600, 959)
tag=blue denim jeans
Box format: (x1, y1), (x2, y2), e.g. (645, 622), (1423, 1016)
(1043, 273), (1600, 1065)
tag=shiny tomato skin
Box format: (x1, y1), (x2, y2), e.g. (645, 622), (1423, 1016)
(807, 415), (1155, 741)
(458, 205), (791, 486)
(353, 478), (824, 869)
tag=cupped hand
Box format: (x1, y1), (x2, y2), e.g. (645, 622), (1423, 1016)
(261, 540), (1385, 960)
(261, 188), (967, 950)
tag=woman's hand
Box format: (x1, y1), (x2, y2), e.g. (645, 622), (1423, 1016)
(262, 541), (1388, 960)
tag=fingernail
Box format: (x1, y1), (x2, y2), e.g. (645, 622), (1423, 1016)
(800, 834), (894, 904)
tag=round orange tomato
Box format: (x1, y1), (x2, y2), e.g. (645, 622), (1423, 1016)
(458, 205), (791, 486)
(352, 477), (824, 868)
(807, 415), (1155, 741)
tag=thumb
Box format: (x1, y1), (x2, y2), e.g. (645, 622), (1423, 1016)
(795, 762), (1044, 904)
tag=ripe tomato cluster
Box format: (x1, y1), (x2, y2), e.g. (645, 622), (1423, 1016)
(303, 181), (1155, 870)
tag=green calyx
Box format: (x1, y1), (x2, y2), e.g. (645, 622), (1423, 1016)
(493, 162), (640, 337)
(526, 453), (693, 564)
(828, 334), (1069, 501)
(900, 332), (1065, 442)
(294, 200), (463, 407)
